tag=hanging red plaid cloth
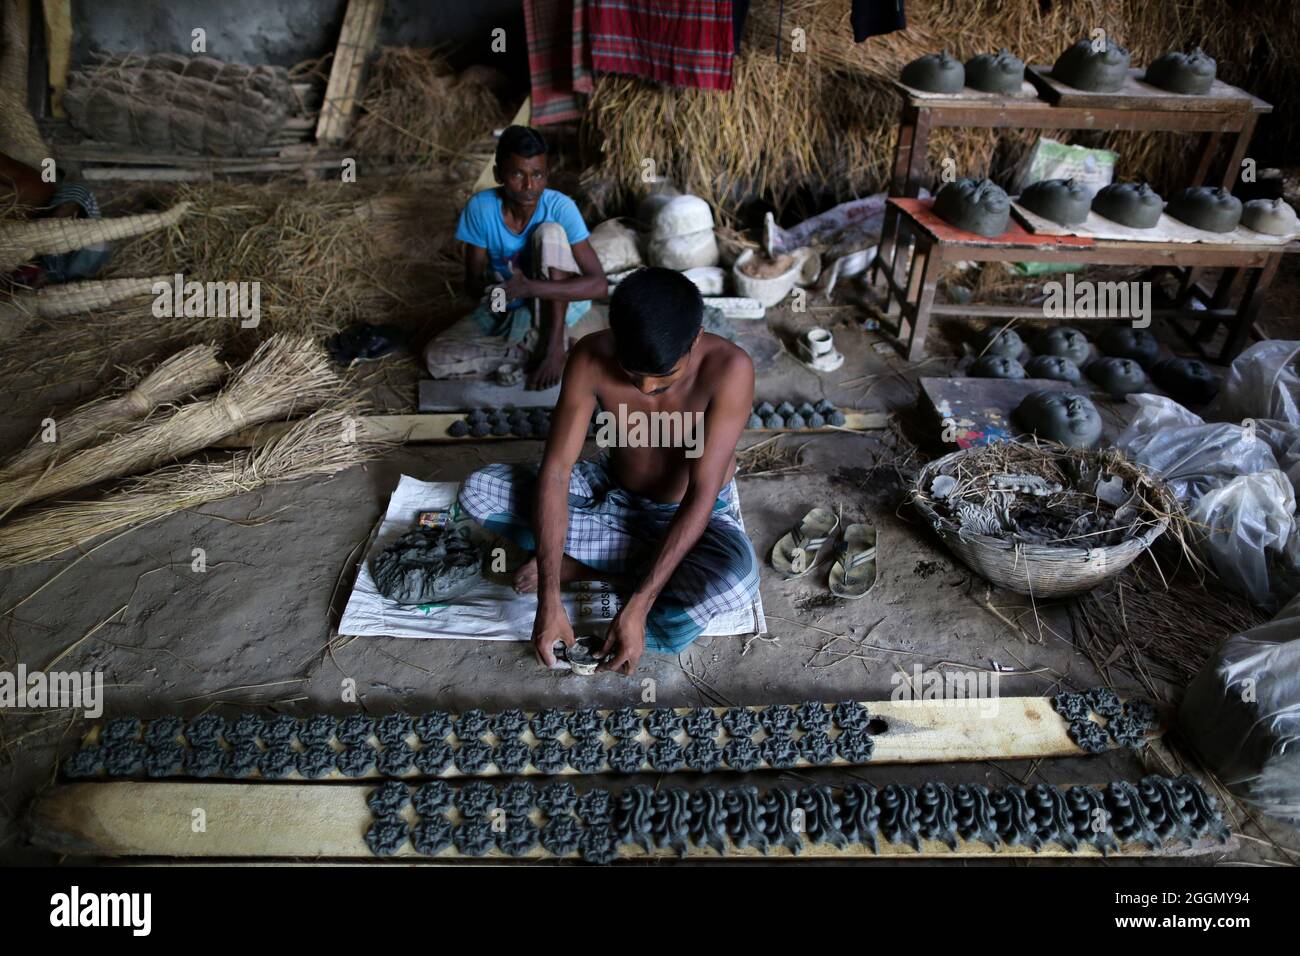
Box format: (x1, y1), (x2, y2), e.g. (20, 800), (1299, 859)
(588, 0), (736, 92)
(524, 0), (595, 126)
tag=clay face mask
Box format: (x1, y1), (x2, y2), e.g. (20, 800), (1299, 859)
(970, 355), (1027, 379)
(900, 50), (965, 93)
(1091, 182), (1163, 229)
(965, 49), (1024, 94)
(934, 178), (1012, 237)
(1151, 357), (1220, 405)
(1165, 186), (1242, 233)
(1013, 390), (1104, 448)
(1144, 47), (1216, 95)
(1241, 198), (1299, 236)
(1025, 354), (1083, 384)
(1053, 38), (1132, 92)
(1033, 325), (1091, 364)
(1087, 357), (1150, 397)
(973, 326), (1026, 360)
(1098, 326), (1159, 367)
(1019, 178), (1092, 226)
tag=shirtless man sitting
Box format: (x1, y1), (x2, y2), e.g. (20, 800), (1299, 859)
(459, 268), (760, 675)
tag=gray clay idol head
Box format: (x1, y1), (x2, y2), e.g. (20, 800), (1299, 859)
(1087, 356), (1150, 396)
(974, 325), (1026, 360)
(1053, 38), (1132, 92)
(1019, 178), (1092, 226)
(970, 355), (1027, 379)
(965, 49), (1025, 94)
(901, 50), (965, 93)
(1241, 198), (1299, 236)
(1091, 182), (1163, 229)
(1144, 47), (1216, 95)
(1014, 390), (1104, 448)
(1025, 354), (1084, 384)
(1098, 325), (1159, 367)
(1166, 186), (1242, 233)
(1033, 325), (1091, 364)
(934, 178), (1012, 237)
(1151, 357), (1220, 406)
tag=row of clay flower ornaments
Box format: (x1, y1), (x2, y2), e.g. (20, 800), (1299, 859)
(968, 326), (1220, 405)
(361, 774), (1229, 860)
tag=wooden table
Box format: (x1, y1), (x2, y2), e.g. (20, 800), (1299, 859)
(869, 198), (1294, 362)
(889, 77), (1272, 198)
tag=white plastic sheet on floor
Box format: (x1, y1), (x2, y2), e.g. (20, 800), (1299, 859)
(339, 475), (766, 645)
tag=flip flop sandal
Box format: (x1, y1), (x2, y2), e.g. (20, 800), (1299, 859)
(829, 523), (878, 599)
(771, 506), (840, 578)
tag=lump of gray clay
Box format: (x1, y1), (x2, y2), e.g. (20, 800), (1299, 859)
(466, 408), (488, 424)
(493, 740), (531, 774)
(448, 420), (469, 437)
(1013, 390), (1104, 448)
(776, 401), (796, 418)
(1151, 357), (1219, 405)
(411, 818), (452, 856)
(815, 399), (836, 415)
(1087, 357), (1150, 397)
(1019, 178), (1092, 226)
(368, 781), (411, 816)
(973, 325), (1025, 359)
(1166, 186), (1242, 233)
(965, 48), (1024, 94)
(684, 738), (724, 772)
(787, 413), (807, 429)
(1144, 47), (1216, 94)
(1034, 325), (1091, 364)
(372, 526), (481, 606)
(607, 740), (646, 773)
(900, 50), (964, 93)
(470, 422), (491, 438)
(1053, 38), (1131, 92)
(1091, 182), (1163, 229)
(746, 413), (763, 429)
(808, 412), (826, 428)
(454, 740), (494, 773)
(144, 716), (185, 748)
(1025, 355), (1084, 384)
(755, 401), (775, 417)
(721, 706), (760, 738)
(763, 414), (785, 429)
(413, 711), (452, 743)
(933, 178), (1011, 237)
(797, 402), (815, 418)
(414, 742), (453, 774)
(455, 709), (490, 740)
(412, 779), (453, 816)
(833, 700), (871, 732)
(970, 355), (1027, 379)
(1242, 198), (1299, 236)
(1098, 326), (1159, 367)
(603, 707), (642, 739)
(828, 410), (846, 426)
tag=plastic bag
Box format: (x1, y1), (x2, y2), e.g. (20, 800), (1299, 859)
(1210, 339), (1300, 425)
(1179, 593), (1300, 822)
(1188, 470), (1295, 606)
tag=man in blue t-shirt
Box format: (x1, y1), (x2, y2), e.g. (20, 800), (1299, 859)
(423, 125), (607, 390)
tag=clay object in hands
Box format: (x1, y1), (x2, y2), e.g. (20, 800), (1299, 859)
(965, 48), (1024, 94)
(1053, 38), (1131, 92)
(1241, 198), (1299, 236)
(1019, 178), (1092, 226)
(1098, 326), (1159, 367)
(1151, 357), (1220, 405)
(1091, 182), (1163, 229)
(1087, 357), (1150, 397)
(934, 178), (1011, 237)
(1024, 354), (1083, 384)
(973, 326), (1026, 360)
(1165, 186), (1242, 233)
(1144, 47), (1216, 95)
(371, 526), (481, 605)
(1013, 390), (1104, 448)
(970, 355), (1027, 379)
(900, 50), (964, 93)
(1033, 325), (1091, 364)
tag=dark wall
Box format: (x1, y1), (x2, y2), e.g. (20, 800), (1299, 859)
(70, 0), (525, 70)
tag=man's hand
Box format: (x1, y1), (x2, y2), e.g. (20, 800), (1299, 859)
(501, 271), (534, 302)
(598, 602), (647, 676)
(532, 598), (575, 667)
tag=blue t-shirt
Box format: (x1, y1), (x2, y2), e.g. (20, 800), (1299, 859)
(455, 187), (590, 279)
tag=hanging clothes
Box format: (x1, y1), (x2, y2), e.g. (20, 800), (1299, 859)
(524, 0), (595, 125)
(588, 1), (737, 92)
(852, 0), (906, 42)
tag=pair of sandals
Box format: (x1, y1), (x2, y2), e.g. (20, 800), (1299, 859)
(770, 506), (878, 599)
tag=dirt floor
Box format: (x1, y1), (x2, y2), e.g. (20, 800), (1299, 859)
(2, 234), (1299, 865)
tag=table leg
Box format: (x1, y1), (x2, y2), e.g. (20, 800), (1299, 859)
(904, 108), (932, 198)
(889, 105), (918, 198)
(1220, 254), (1280, 362)
(1195, 267), (1246, 341)
(1219, 114), (1258, 191)
(905, 239), (941, 362)
(1191, 132), (1222, 188)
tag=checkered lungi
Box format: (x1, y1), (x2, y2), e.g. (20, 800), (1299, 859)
(459, 457), (760, 654)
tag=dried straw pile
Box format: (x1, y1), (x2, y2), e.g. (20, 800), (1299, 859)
(350, 48), (507, 163)
(583, 0), (1300, 216)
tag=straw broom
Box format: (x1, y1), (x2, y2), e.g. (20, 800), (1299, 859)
(0, 407), (381, 569)
(0, 276), (172, 345)
(0, 334), (342, 517)
(0, 344), (226, 480)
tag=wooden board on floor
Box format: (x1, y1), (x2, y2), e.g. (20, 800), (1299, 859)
(213, 412), (892, 448)
(1026, 66), (1268, 113)
(28, 780), (1225, 860)
(314, 0), (384, 145)
(919, 376), (1081, 448)
(418, 377), (559, 412)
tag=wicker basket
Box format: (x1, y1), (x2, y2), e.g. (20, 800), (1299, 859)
(911, 443), (1177, 598)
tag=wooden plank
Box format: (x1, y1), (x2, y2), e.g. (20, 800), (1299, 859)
(212, 411), (892, 449)
(1026, 66), (1268, 113)
(471, 97), (531, 193)
(29, 780), (1226, 859)
(40, 0), (70, 118)
(314, 0), (384, 146)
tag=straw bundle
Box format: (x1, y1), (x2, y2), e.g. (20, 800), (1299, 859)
(0, 334), (342, 516)
(0, 407), (380, 569)
(350, 48), (506, 163)
(0, 344), (226, 480)
(0, 0), (48, 167)
(0, 276), (172, 345)
(0, 202), (190, 273)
